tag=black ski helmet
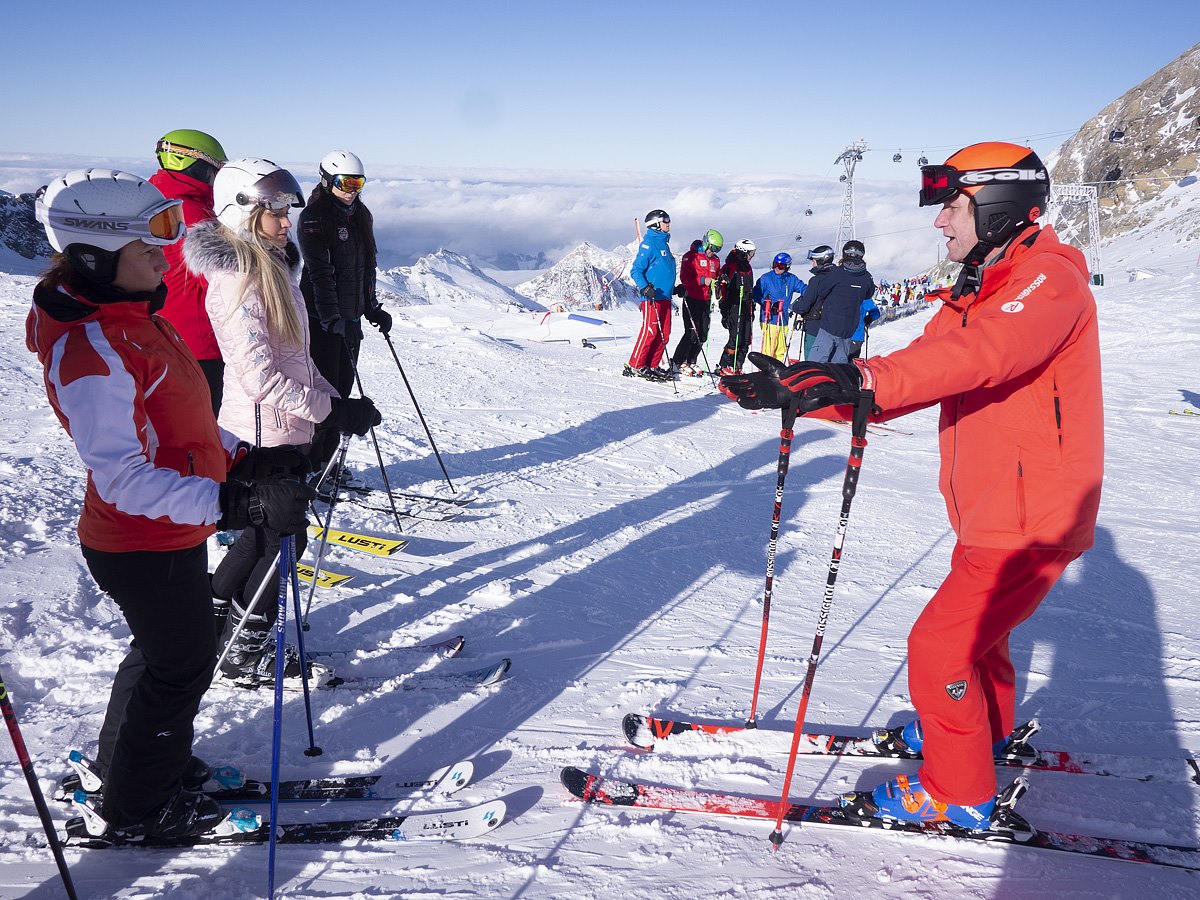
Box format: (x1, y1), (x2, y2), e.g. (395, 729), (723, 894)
(807, 245), (834, 265)
(644, 209), (670, 231)
(842, 240), (865, 261)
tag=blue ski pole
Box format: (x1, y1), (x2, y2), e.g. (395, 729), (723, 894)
(267, 534), (292, 898)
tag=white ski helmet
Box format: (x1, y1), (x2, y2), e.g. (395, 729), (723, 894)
(212, 157), (305, 234)
(319, 150), (366, 190)
(734, 238), (756, 256)
(36, 168), (184, 283)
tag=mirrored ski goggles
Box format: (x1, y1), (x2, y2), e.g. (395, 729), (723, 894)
(919, 165), (965, 207)
(702, 242), (722, 254)
(37, 198), (186, 246)
(332, 174), (366, 193)
(235, 169), (306, 212)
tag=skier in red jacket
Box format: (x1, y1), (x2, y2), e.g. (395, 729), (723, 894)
(720, 142), (1103, 831)
(149, 129), (228, 415)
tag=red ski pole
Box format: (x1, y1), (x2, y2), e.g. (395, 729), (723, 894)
(746, 402), (800, 727)
(0, 674), (79, 900)
(768, 391), (874, 850)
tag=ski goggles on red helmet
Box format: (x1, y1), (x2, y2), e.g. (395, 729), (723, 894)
(332, 174), (365, 193)
(236, 169), (306, 212)
(920, 163), (1048, 207)
(38, 197), (186, 246)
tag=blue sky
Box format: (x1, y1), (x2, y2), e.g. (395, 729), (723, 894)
(1, 2), (1194, 179)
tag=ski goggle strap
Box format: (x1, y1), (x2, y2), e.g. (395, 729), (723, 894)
(236, 169), (306, 211)
(156, 140), (225, 170)
(37, 198), (186, 246)
(332, 174), (365, 193)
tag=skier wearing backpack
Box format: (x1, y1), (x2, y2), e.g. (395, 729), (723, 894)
(720, 142), (1103, 831)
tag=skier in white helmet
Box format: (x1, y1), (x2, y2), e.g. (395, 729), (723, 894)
(28, 168), (313, 840)
(298, 150), (388, 475)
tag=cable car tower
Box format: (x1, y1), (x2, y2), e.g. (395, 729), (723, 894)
(1047, 183), (1103, 284)
(834, 140), (867, 252)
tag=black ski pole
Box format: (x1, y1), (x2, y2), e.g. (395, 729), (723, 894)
(343, 338), (404, 531)
(0, 673), (79, 900)
(303, 434), (351, 630)
(267, 535), (291, 899)
(768, 389), (875, 851)
(286, 536), (322, 757)
(381, 332), (456, 493)
(745, 402), (800, 728)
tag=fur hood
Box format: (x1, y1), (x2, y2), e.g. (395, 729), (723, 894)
(183, 219), (301, 283)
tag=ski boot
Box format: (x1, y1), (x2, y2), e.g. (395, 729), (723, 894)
(838, 773), (996, 830)
(67, 788), (261, 846)
(871, 719), (923, 757)
(872, 718), (1042, 764)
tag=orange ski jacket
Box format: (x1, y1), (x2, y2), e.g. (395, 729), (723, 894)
(850, 226), (1104, 550)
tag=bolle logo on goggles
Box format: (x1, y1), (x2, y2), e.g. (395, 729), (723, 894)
(959, 168), (1047, 185)
(62, 217), (130, 231)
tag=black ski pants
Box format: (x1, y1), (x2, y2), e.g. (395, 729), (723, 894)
(211, 525), (309, 619)
(671, 296), (711, 367)
(719, 313), (754, 371)
(82, 542), (214, 826)
(307, 323), (361, 473)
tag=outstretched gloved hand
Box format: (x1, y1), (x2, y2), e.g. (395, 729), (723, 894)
(720, 351), (870, 412)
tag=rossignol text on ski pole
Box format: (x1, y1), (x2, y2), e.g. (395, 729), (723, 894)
(769, 389), (874, 851)
(746, 402), (800, 728)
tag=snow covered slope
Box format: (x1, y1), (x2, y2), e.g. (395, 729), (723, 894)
(0, 209), (1198, 896)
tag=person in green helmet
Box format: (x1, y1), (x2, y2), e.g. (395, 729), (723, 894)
(150, 129), (228, 415)
(669, 229), (723, 376)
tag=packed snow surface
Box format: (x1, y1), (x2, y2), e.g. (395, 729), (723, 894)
(0, 218), (1198, 898)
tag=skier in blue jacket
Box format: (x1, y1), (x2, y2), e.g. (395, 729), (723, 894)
(752, 252), (806, 361)
(625, 209), (677, 380)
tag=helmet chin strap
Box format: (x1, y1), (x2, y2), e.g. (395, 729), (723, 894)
(951, 236), (1005, 299)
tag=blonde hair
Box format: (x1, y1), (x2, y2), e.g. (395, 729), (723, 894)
(222, 208), (304, 346)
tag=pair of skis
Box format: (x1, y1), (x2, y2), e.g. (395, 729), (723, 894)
(59, 753), (505, 848)
(560, 713), (1200, 870)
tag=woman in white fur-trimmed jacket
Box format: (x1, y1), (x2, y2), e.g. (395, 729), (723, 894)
(184, 157), (380, 687)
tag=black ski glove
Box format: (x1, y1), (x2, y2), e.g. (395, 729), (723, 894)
(639, 284), (655, 299)
(229, 445), (311, 481)
(365, 306), (392, 335)
(721, 352), (870, 412)
(672, 284), (686, 298)
(218, 476), (316, 536)
(322, 316), (346, 337)
(328, 396), (381, 436)
(323, 317), (363, 343)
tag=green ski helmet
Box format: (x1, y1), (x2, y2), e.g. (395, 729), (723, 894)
(701, 229), (724, 254)
(155, 129), (227, 181)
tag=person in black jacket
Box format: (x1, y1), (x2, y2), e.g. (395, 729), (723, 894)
(716, 239), (756, 374)
(794, 240), (876, 363)
(792, 245), (835, 360)
(298, 150), (392, 475)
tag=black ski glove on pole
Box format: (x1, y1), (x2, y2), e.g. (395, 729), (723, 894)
(364, 306), (392, 335)
(721, 351), (872, 412)
(218, 476), (316, 536)
(328, 397), (382, 436)
(639, 284), (655, 299)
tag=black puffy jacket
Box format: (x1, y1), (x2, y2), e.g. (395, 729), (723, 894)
(298, 186), (380, 326)
(795, 261), (875, 339)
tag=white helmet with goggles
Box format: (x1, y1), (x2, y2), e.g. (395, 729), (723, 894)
(213, 158), (305, 234)
(36, 168), (184, 283)
(319, 150), (366, 194)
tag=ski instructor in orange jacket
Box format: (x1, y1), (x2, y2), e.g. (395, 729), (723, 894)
(720, 142), (1103, 830)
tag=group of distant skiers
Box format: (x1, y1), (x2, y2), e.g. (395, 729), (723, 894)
(624, 213), (880, 383)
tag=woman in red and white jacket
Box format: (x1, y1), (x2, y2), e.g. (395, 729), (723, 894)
(28, 169), (312, 840)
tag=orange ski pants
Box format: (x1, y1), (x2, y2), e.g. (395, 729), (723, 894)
(911, 542), (1079, 805)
